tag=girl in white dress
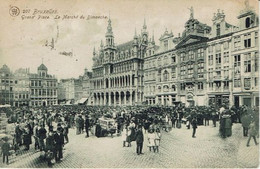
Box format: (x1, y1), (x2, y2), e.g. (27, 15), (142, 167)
(155, 128), (161, 153)
(147, 129), (156, 152)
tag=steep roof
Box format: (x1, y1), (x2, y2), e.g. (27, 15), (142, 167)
(117, 40), (134, 51)
(38, 64), (48, 71)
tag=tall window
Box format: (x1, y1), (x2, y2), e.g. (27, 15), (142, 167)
(216, 24), (220, 36)
(164, 40), (168, 51)
(198, 82), (203, 90)
(208, 68), (213, 79)
(158, 70), (161, 82)
(234, 79), (241, 88)
(234, 55), (241, 74)
(224, 81), (229, 89)
(198, 48), (204, 58)
(171, 67), (176, 79)
(208, 55), (213, 65)
(216, 53), (221, 64)
(255, 52), (259, 72)
(255, 77), (258, 87)
(244, 34), (251, 48)
(172, 55), (176, 63)
(180, 53), (186, 62)
(244, 78), (251, 89)
(224, 66), (229, 78)
(187, 64), (194, 78)
(198, 62), (204, 78)
(234, 36), (241, 50)
(188, 51), (194, 60)
(223, 52), (229, 63)
(244, 53), (251, 73)
(215, 67), (221, 78)
(245, 17), (250, 28)
(180, 65), (186, 80)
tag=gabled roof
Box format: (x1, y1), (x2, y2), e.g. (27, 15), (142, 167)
(38, 64), (48, 71)
(175, 34), (208, 49)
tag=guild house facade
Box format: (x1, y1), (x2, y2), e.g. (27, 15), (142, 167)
(143, 1), (259, 107)
(29, 64), (58, 106)
(90, 17), (148, 106)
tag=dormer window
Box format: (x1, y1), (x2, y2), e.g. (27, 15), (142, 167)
(245, 17), (250, 28)
(216, 24), (220, 36)
(164, 40), (168, 51)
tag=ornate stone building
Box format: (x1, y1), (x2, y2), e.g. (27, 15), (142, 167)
(13, 68), (30, 107)
(0, 65), (15, 106)
(144, 29), (179, 106)
(29, 64), (58, 106)
(91, 18), (148, 106)
(144, 0), (259, 108)
(175, 8), (211, 107)
(230, 1), (259, 107)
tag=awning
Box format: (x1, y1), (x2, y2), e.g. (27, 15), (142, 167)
(78, 98), (88, 104)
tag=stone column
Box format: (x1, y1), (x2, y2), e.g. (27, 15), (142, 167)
(130, 92), (132, 105)
(108, 93), (111, 106)
(161, 95), (164, 106)
(114, 94), (116, 106)
(119, 93), (121, 106)
(124, 92), (127, 105)
(169, 95), (172, 106)
(104, 93), (107, 105)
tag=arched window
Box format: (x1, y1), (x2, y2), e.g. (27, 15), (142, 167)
(110, 52), (114, 61)
(172, 85), (176, 91)
(245, 17), (250, 28)
(158, 57), (162, 67)
(163, 70), (169, 81)
(164, 55), (168, 65)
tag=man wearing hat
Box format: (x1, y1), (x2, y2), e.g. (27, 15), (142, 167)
(135, 125), (144, 155)
(85, 115), (90, 138)
(54, 125), (64, 162)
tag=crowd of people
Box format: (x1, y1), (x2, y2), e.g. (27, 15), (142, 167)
(0, 103), (259, 166)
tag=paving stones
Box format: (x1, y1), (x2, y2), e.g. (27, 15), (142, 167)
(3, 121), (259, 168)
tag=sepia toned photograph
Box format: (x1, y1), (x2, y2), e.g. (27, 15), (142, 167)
(0, 0), (259, 168)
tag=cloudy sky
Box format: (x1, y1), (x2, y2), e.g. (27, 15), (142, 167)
(0, 0), (258, 80)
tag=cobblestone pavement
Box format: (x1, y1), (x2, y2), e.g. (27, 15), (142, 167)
(1, 121), (259, 168)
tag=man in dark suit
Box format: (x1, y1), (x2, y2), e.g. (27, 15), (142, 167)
(135, 126), (144, 155)
(85, 115), (90, 138)
(191, 117), (198, 138)
(54, 126), (64, 162)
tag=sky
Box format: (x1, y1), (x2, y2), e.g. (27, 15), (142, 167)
(0, 0), (258, 80)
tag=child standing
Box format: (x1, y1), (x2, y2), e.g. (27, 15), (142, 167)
(155, 128), (161, 153)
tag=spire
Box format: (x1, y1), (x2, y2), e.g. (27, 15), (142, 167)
(106, 12), (113, 36)
(134, 28), (138, 39)
(143, 18), (147, 30)
(152, 30), (155, 43)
